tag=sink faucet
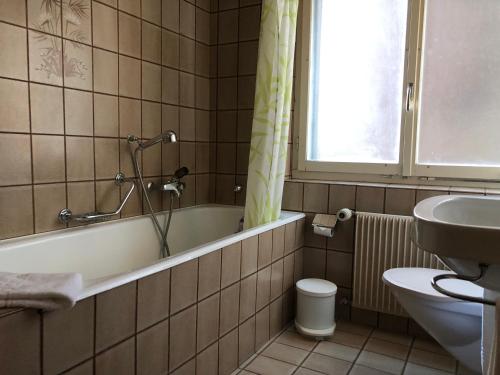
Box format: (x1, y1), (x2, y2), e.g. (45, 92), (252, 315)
(148, 167), (189, 198)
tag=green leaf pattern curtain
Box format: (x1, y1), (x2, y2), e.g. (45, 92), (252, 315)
(243, 0), (299, 229)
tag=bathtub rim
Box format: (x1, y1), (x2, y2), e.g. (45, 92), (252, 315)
(0, 204), (305, 301)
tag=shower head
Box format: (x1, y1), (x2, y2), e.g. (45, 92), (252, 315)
(128, 130), (177, 150)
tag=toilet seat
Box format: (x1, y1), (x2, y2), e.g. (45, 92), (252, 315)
(383, 267), (484, 303)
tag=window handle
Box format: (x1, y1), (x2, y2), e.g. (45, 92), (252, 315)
(405, 82), (414, 112)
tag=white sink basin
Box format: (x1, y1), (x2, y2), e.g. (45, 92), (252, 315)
(414, 195), (500, 291)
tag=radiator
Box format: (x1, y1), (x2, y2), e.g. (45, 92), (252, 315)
(352, 212), (446, 316)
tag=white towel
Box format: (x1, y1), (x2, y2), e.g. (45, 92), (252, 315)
(0, 272), (82, 311)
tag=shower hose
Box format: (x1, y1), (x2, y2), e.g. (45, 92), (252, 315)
(132, 146), (172, 258)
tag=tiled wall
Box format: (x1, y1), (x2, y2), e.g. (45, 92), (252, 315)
(0, 0), (218, 240)
(0, 219), (305, 375)
(212, 0), (262, 206)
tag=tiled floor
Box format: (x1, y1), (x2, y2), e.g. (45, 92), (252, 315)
(235, 321), (479, 375)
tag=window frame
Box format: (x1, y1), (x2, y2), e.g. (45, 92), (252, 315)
(294, 0), (500, 185)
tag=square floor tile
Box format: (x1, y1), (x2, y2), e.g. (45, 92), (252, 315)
(356, 351), (405, 375)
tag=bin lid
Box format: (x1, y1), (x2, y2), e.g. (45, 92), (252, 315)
(296, 278), (337, 297)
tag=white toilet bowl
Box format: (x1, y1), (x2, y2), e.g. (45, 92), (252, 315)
(383, 268), (483, 373)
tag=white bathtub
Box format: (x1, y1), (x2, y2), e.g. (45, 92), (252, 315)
(0, 204), (304, 300)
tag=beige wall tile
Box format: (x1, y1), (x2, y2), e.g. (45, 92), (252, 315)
(118, 97), (141, 137)
(95, 282), (136, 352)
(0, 78), (29, 132)
(170, 259), (198, 314)
(142, 0), (161, 25)
(162, 29), (179, 68)
(34, 183), (66, 233)
(196, 342), (218, 375)
(162, 0), (180, 31)
(356, 186), (385, 213)
(197, 293), (220, 352)
(258, 230), (272, 269)
(239, 316), (256, 363)
(0, 185), (33, 239)
(239, 273), (256, 323)
(217, 77), (237, 109)
(303, 247), (326, 279)
(93, 1), (118, 51)
(326, 251), (353, 288)
(62, 0), (91, 43)
(255, 305), (270, 350)
(272, 226), (285, 260)
(0, 23), (27, 80)
(0, 0), (26, 25)
(95, 338), (134, 375)
(303, 183), (329, 213)
(96, 179), (120, 212)
(219, 282), (239, 336)
(256, 265), (271, 310)
(239, 5), (261, 41)
(137, 319), (169, 375)
(237, 75), (256, 109)
(30, 83), (64, 134)
(241, 235), (258, 278)
(284, 221), (296, 255)
(63, 360), (93, 375)
(385, 188), (416, 216)
(137, 269), (170, 330)
(269, 296), (283, 336)
(283, 253), (294, 291)
(119, 11), (140, 58)
(169, 305), (196, 371)
(94, 94), (118, 137)
(119, 55), (141, 98)
(32, 135), (65, 183)
(179, 72), (195, 107)
(28, 0), (60, 34)
(162, 67), (179, 104)
(65, 89), (93, 136)
(66, 137), (94, 181)
(221, 241), (241, 288)
(119, 0), (140, 15)
(0, 310), (40, 375)
(142, 101), (161, 138)
(270, 259), (284, 300)
(64, 42), (92, 90)
(94, 138), (119, 179)
(29, 31), (63, 85)
(329, 184), (356, 212)
(218, 9), (238, 43)
(43, 298), (94, 374)
(93, 48), (118, 94)
(142, 61), (161, 101)
(327, 219), (355, 252)
(0, 133), (31, 186)
(142, 22), (161, 64)
(197, 249), (221, 300)
(282, 181), (304, 211)
(179, 0), (195, 38)
(218, 328), (238, 375)
(67, 182), (95, 221)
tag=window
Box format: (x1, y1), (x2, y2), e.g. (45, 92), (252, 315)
(296, 0), (500, 181)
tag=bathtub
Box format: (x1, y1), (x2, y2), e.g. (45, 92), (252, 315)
(0, 204), (305, 300)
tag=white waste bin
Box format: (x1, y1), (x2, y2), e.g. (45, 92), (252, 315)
(295, 278), (337, 338)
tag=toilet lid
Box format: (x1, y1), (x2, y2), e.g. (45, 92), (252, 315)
(382, 268), (484, 301)
(296, 278), (337, 297)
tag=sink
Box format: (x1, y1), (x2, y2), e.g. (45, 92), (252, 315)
(413, 194), (500, 291)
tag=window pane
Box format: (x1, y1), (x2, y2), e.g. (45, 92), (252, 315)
(308, 0), (408, 164)
(417, 0), (500, 167)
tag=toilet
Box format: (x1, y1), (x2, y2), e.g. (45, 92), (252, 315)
(383, 267), (483, 373)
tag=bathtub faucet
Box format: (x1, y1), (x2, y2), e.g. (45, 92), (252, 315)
(147, 167), (189, 198)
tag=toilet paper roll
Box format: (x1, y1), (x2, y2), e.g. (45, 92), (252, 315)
(313, 225), (334, 238)
(336, 208), (353, 222)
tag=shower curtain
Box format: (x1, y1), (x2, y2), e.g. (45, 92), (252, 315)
(243, 0), (299, 229)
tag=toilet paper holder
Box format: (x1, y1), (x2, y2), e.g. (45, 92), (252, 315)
(312, 208), (354, 238)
